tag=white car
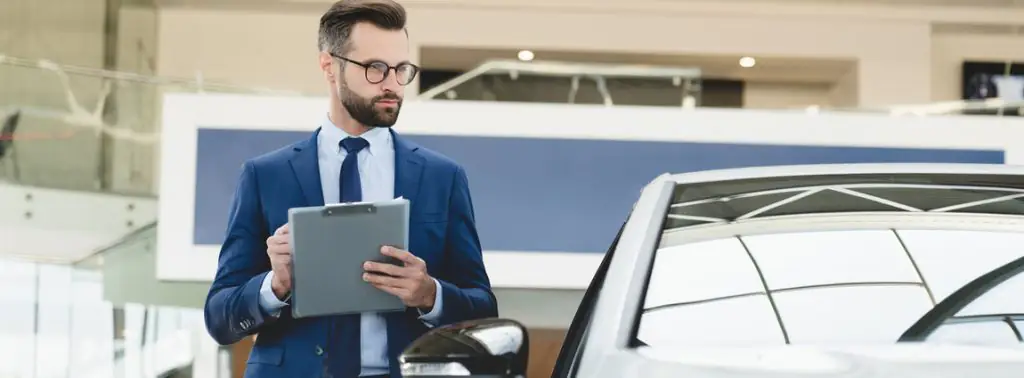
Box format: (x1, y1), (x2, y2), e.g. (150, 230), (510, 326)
(399, 163), (1024, 378)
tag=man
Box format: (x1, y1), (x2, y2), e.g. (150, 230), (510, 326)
(202, 1), (498, 377)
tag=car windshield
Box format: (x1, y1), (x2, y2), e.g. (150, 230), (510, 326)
(634, 172), (1024, 347)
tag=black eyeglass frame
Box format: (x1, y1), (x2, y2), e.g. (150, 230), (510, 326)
(331, 53), (420, 86)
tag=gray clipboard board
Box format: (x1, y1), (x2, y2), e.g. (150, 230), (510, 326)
(287, 197), (409, 319)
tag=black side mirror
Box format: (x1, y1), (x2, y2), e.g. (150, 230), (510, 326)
(399, 318), (529, 377)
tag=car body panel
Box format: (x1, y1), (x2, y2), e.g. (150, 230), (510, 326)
(567, 163), (1024, 378)
(627, 344), (1024, 378)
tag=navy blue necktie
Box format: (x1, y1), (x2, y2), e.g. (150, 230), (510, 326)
(339, 137), (369, 202)
(328, 136), (369, 377)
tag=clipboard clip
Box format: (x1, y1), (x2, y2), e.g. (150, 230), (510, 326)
(322, 202), (377, 217)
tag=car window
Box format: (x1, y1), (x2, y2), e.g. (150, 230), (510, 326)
(635, 228), (1024, 347)
(906, 249), (1024, 344)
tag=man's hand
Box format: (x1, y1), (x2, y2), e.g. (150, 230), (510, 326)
(362, 246), (437, 311)
(266, 224), (292, 300)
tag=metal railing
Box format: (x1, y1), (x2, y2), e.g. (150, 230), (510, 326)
(418, 59), (704, 108)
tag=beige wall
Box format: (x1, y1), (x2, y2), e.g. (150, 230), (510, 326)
(744, 83), (833, 109)
(755, 31), (1024, 109)
(931, 33), (1024, 102)
(152, 2), (1024, 111)
(154, 4), (936, 108)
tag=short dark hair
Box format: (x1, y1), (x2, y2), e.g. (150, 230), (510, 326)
(318, 0), (407, 55)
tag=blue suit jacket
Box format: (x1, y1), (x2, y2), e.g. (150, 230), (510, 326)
(203, 128), (498, 378)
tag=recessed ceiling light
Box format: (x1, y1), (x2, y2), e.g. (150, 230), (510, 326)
(739, 56), (756, 68)
(517, 50), (535, 62)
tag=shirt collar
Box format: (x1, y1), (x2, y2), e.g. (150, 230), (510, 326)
(319, 113), (392, 156)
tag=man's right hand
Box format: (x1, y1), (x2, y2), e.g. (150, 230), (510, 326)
(266, 224), (293, 300)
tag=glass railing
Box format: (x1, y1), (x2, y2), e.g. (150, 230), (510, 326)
(418, 59), (705, 108)
(0, 54), (305, 196)
(0, 255), (229, 378)
(0, 218), (233, 378)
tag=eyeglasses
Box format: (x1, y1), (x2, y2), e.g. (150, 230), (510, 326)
(331, 53), (419, 86)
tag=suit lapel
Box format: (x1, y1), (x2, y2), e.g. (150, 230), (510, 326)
(289, 128), (325, 207)
(391, 129), (424, 204)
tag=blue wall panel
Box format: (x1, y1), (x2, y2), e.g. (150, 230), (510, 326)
(193, 128), (1005, 253)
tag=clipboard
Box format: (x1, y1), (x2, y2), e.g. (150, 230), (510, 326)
(287, 197), (409, 318)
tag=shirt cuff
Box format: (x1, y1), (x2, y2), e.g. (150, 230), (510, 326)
(416, 278), (443, 326)
(259, 271), (290, 317)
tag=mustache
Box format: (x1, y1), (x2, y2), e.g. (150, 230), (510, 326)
(373, 93), (402, 103)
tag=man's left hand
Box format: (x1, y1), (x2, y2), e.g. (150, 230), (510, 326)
(363, 246), (437, 311)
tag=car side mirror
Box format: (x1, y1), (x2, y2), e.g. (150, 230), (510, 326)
(399, 318), (529, 377)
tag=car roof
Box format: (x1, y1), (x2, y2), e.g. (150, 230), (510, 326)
(665, 163), (1024, 186)
(648, 163), (1024, 232)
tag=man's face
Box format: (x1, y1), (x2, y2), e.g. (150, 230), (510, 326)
(333, 22), (410, 127)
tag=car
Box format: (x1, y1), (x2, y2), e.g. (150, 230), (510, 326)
(396, 163), (1024, 378)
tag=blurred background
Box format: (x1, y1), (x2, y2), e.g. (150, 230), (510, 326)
(1, 0), (1023, 377)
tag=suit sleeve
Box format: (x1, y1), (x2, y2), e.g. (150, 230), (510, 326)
(433, 165), (499, 325)
(203, 160), (276, 345)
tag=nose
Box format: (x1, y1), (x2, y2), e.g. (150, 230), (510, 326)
(380, 75), (402, 92)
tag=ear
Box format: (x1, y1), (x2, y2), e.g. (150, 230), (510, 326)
(319, 51), (336, 82)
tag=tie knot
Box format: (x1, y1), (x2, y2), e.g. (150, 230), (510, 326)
(339, 137), (369, 154)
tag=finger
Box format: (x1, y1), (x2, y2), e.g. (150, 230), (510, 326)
(267, 234), (289, 246)
(363, 261), (410, 278)
(370, 282), (406, 298)
(267, 240), (290, 251)
(380, 246), (424, 267)
(363, 272), (408, 289)
(268, 245), (292, 257)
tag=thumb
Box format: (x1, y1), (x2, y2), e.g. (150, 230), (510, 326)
(276, 224), (290, 235)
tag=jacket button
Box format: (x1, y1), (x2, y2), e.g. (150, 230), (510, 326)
(315, 345), (324, 356)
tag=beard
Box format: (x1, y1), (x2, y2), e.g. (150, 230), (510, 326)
(338, 81), (403, 128)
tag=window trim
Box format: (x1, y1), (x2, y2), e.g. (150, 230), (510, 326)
(899, 253), (1024, 341)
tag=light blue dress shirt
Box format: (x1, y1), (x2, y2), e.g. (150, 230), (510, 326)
(258, 116), (443, 376)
